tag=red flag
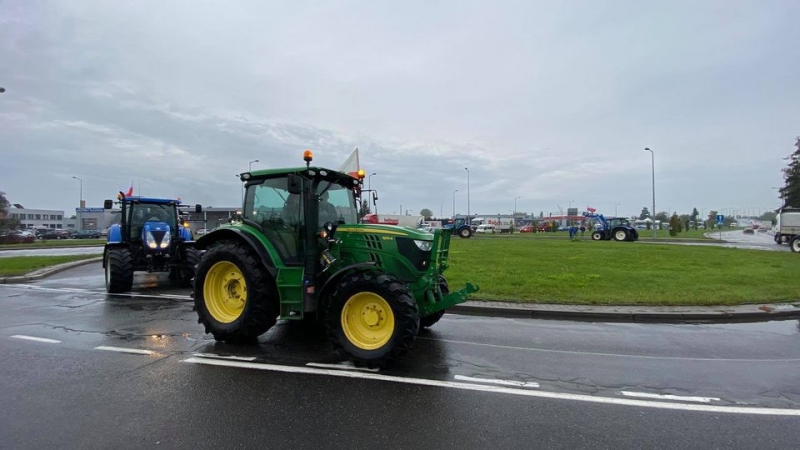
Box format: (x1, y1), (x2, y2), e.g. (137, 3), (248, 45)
(125, 183), (133, 197)
(587, 206), (597, 213)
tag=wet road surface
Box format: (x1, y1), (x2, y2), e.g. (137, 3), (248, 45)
(1, 264), (799, 449)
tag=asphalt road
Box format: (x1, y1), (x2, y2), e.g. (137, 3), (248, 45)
(0, 264), (798, 449)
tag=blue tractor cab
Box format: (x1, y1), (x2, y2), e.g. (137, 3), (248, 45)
(102, 193), (202, 293)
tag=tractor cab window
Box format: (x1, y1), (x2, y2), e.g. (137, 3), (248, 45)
(246, 178), (303, 265)
(317, 183), (358, 226)
(129, 203), (176, 240)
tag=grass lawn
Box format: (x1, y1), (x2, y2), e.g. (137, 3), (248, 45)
(446, 235), (798, 306)
(0, 239), (105, 250)
(0, 255), (99, 277)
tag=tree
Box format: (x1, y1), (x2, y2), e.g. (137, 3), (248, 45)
(779, 137), (800, 207)
(359, 199), (371, 220)
(707, 210), (718, 229)
(655, 211), (669, 223)
(639, 207), (651, 220)
(759, 211), (777, 222)
(668, 213), (682, 237)
(420, 208), (433, 220)
(0, 191), (9, 216)
(0, 191), (20, 232)
(691, 208), (699, 229)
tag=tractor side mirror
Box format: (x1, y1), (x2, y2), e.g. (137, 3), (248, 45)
(372, 191), (378, 205)
(103, 199), (113, 209)
(287, 174), (302, 195)
(195, 204), (202, 213)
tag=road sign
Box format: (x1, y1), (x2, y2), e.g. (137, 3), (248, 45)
(716, 214), (724, 225)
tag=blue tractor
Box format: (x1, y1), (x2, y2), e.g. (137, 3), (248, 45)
(102, 193), (202, 293)
(583, 213), (639, 242)
(442, 217), (474, 238)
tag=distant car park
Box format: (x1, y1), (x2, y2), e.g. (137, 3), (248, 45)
(0, 231), (36, 244)
(39, 229), (71, 240)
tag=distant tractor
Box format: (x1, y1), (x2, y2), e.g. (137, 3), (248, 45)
(102, 194), (202, 293)
(442, 217), (474, 238)
(584, 213), (639, 242)
(193, 150), (479, 367)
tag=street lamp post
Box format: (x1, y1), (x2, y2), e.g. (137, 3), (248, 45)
(464, 167), (470, 220)
(248, 159), (259, 171)
(644, 147), (656, 240)
(369, 173), (377, 191)
(72, 176), (83, 231)
(514, 196), (521, 216)
(452, 189), (458, 217)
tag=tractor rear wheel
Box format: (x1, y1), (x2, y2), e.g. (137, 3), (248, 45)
(591, 232), (603, 241)
(105, 248), (134, 293)
(420, 276), (449, 330)
(326, 272), (419, 368)
(458, 227), (472, 239)
(614, 229), (629, 241)
(194, 241), (279, 343)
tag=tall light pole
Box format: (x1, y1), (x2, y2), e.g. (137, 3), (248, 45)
(464, 167), (470, 220)
(369, 173), (377, 191)
(452, 189), (458, 217)
(248, 159), (259, 171)
(568, 200), (574, 225)
(72, 176), (83, 231)
(514, 196), (521, 216)
(644, 147), (656, 240)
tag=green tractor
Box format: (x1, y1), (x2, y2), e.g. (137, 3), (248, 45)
(193, 151), (479, 367)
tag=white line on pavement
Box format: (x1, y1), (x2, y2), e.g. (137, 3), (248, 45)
(306, 362), (380, 373)
(193, 353), (257, 362)
(95, 346), (155, 355)
(182, 357), (800, 416)
(1, 284), (190, 301)
(454, 374), (539, 388)
(417, 336), (800, 363)
(621, 391), (720, 403)
(11, 335), (61, 344)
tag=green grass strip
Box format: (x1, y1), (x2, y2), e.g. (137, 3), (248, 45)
(0, 255), (99, 277)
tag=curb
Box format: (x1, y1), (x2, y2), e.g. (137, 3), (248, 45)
(450, 301), (800, 324)
(0, 257), (103, 284)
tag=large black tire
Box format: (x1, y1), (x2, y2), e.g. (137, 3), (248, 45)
(194, 241), (279, 343)
(175, 247), (200, 287)
(791, 237), (800, 253)
(325, 272), (419, 368)
(105, 248), (134, 293)
(613, 229), (629, 241)
(591, 232), (603, 241)
(420, 276), (449, 330)
(458, 227), (472, 239)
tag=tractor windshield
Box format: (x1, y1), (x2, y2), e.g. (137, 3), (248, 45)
(317, 182), (358, 225)
(128, 203), (176, 240)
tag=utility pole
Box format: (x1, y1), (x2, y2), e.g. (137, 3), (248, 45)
(644, 147), (656, 240)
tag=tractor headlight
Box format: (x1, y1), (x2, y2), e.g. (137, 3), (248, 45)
(160, 232), (171, 249)
(414, 240), (433, 251)
(146, 231), (157, 249)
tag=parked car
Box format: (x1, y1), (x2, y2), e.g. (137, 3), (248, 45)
(72, 230), (102, 239)
(475, 224), (496, 234)
(40, 229), (71, 240)
(743, 228), (755, 234)
(196, 228), (210, 236)
(519, 225), (534, 233)
(0, 231), (36, 244)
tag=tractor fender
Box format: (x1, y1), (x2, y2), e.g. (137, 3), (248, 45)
(107, 224), (123, 244)
(317, 262), (378, 304)
(195, 228), (277, 278)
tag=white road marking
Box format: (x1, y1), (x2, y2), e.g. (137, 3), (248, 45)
(454, 374), (539, 388)
(306, 362), (380, 373)
(183, 357), (800, 416)
(418, 336), (800, 363)
(0, 284), (190, 300)
(95, 346), (155, 355)
(11, 335), (61, 344)
(193, 353), (257, 362)
(621, 391), (720, 403)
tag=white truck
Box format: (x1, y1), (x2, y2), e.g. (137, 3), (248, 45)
(774, 209), (800, 251)
(363, 213), (424, 228)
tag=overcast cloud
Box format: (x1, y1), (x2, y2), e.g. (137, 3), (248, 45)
(1, 0), (798, 219)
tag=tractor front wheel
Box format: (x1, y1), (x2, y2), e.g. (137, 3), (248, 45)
(458, 227), (472, 239)
(105, 248), (134, 293)
(614, 229), (629, 241)
(591, 232), (603, 241)
(326, 272), (419, 367)
(194, 241), (279, 343)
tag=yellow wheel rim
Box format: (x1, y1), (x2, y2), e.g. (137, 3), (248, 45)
(203, 261), (247, 324)
(341, 292), (395, 350)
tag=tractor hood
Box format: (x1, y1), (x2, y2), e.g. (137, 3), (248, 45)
(336, 223), (433, 241)
(142, 222), (172, 251)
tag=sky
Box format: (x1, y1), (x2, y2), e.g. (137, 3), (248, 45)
(1, 0), (799, 220)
